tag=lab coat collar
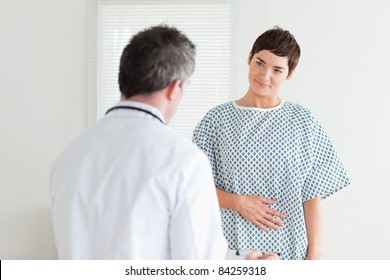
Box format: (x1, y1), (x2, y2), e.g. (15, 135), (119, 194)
(106, 100), (166, 124)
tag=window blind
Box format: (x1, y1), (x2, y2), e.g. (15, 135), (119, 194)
(88, 0), (237, 139)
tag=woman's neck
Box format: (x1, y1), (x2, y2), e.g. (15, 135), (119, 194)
(236, 91), (282, 109)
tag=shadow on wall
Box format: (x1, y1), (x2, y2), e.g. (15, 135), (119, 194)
(0, 206), (57, 259)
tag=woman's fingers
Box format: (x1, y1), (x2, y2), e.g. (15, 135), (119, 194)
(258, 196), (276, 205)
(244, 250), (279, 260)
(254, 220), (270, 232)
(237, 195), (286, 231)
(266, 207), (286, 219)
(257, 196), (286, 219)
(257, 215), (283, 230)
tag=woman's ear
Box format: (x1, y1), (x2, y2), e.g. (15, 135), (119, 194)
(247, 52), (252, 65)
(286, 68), (296, 80)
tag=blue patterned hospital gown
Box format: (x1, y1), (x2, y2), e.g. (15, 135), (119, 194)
(192, 100), (350, 260)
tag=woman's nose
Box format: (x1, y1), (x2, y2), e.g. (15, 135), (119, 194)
(260, 68), (271, 81)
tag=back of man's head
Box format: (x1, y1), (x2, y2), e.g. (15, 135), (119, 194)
(119, 24), (196, 98)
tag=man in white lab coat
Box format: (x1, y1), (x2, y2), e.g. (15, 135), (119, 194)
(50, 24), (276, 260)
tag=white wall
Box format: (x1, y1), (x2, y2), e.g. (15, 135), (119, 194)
(0, 0), (389, 259)
(0, 0), (88, 259)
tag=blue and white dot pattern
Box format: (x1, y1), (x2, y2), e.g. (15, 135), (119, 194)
(193, 101), (350, 260)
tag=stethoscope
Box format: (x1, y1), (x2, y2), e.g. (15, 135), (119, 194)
(105, 105), (165, 124)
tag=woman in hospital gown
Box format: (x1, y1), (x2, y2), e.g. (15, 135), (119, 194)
(193, 27), (350, 260)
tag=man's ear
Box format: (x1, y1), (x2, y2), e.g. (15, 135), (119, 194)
(286, 68), (296, 80)
(166, 79), (181, 101)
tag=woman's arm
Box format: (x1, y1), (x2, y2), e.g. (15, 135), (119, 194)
(216, 188), (285, 232)
(303, 196), (322, 260)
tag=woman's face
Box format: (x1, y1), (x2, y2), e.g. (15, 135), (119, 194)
(247, 50), (292, 98)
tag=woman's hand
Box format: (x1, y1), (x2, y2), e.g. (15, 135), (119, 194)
(236, 195), (286, 232)
(216, 189), (286, 232)
(244, 250), (279, 260)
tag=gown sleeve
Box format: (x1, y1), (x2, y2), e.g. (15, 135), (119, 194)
(302, 115), (351, 201)
(192, 110), (218, 180)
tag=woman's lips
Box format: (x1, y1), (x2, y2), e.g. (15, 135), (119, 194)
(255, 80), (269, 87)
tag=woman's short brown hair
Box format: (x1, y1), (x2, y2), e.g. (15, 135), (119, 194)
(250, 26), (300, 76)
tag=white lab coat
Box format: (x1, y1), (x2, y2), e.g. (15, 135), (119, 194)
(50, 101), (227, 259)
